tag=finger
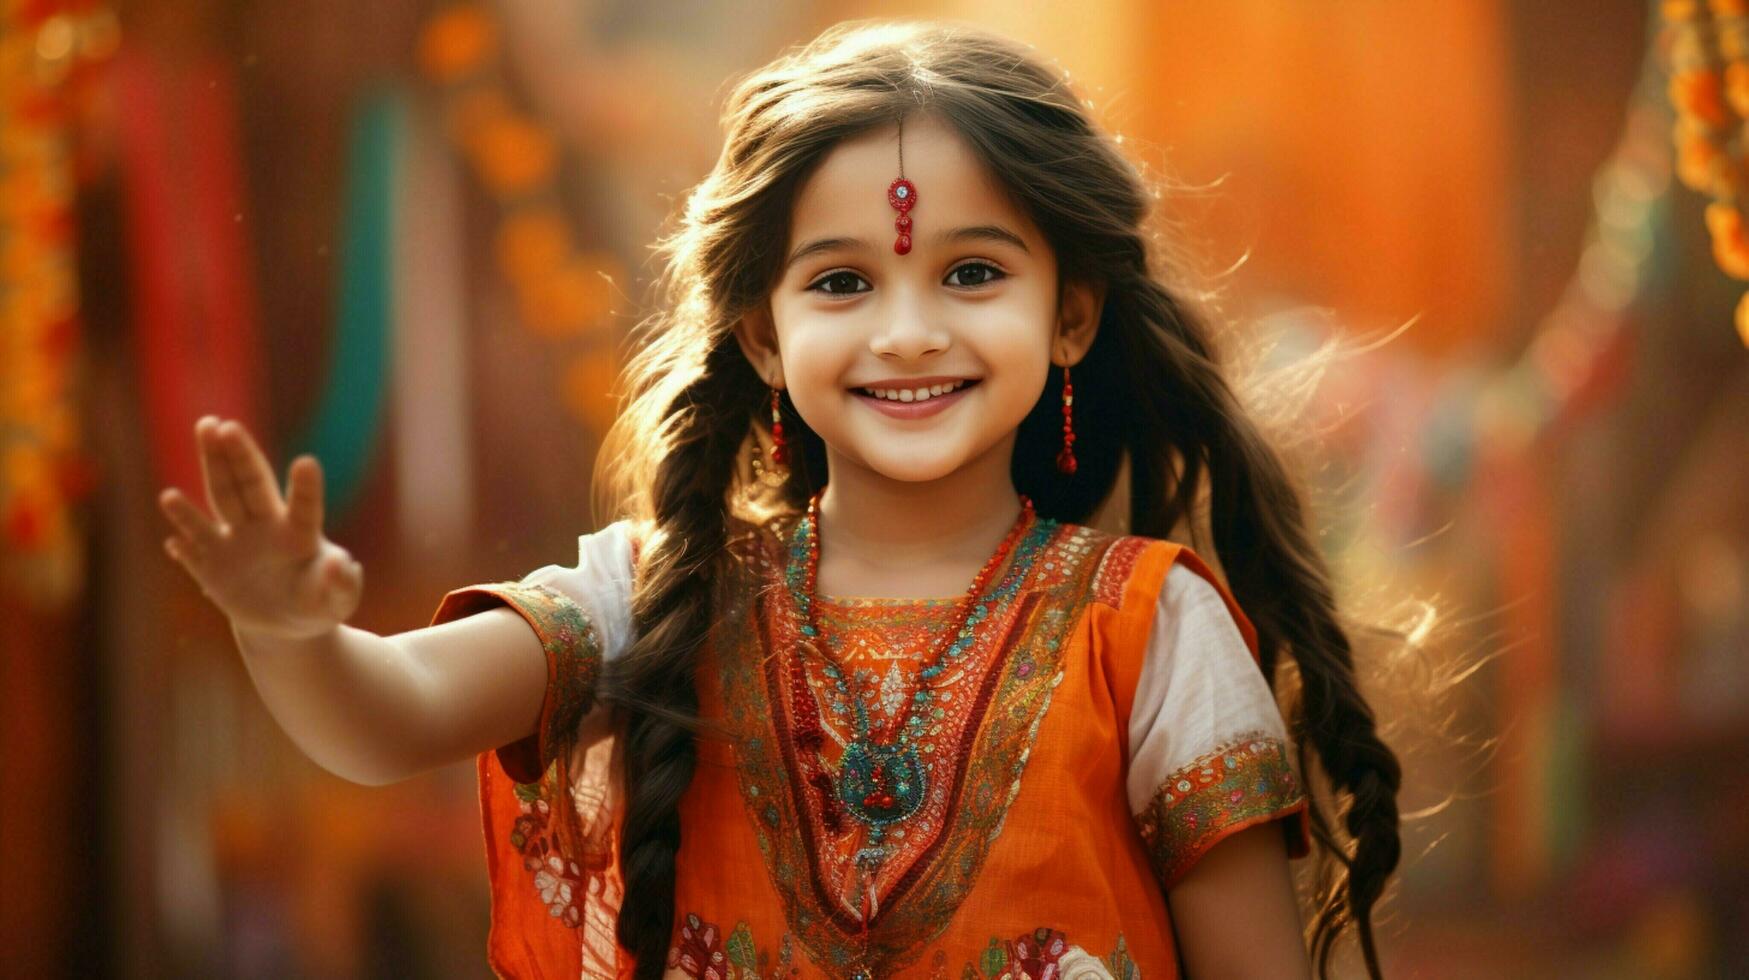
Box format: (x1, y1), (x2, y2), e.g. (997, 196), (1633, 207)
(195, 416), (246, 526)
(296, 552), (356, 622)
(158, 487), (222, 551)
(163, 534), (210, 574)
(322, 554), (364, 622)
(321, 552), (360, 591)
(215, 420), (284, 521)
(284, 456), (325, 537)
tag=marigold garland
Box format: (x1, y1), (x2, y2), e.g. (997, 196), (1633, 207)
(0, 0), (115, 606)
(1662, 0), (1749, 346)
(414, 3), (624, 430)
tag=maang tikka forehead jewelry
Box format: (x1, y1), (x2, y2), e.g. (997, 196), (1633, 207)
(888, 115), (917, 254)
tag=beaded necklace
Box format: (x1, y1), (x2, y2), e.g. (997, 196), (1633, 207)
(783, 491), (1053, 940)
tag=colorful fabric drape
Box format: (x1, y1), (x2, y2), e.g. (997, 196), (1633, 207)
(390, 100), (474, 552)
(291, 90), (402, 520)
(112, 50), (267, 495)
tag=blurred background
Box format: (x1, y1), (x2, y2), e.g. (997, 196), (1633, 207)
(3, 0), (1747, 977)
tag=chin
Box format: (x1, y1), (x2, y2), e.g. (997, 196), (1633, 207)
(856, 450), (969, 485)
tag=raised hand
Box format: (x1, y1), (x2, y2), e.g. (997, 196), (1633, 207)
(158, 416), (364, 640)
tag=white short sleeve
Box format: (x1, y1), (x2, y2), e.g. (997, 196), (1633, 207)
(518, 518), (639, 663)
(426, 519), (641, 784)
(1126, 562), (1309, 890)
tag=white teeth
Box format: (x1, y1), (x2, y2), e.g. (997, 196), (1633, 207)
(858, 379), (970, 401)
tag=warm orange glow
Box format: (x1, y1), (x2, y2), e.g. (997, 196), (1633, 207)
(1670, 69), (1730, 130)
(496, 207), (573, 284)
(1705, 202), (1749, 278)
(467, 114), (558, 196)
(416, 4), (497, 83)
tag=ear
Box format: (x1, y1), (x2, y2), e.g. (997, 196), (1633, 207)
(1053, 277), (1105, 367)
(730, 304), (784, 388)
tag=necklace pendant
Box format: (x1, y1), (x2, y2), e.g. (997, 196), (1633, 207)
(854, 841), (888, 870)
(838, 740), (926, 826)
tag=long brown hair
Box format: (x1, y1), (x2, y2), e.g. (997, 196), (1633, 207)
(591, 20), (1405, 978)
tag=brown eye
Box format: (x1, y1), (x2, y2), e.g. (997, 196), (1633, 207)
(946, 262), (1005, 288)
(808, 271), (870, 296)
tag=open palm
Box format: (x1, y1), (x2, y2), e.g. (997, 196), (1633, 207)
(158, 416), (363, 640)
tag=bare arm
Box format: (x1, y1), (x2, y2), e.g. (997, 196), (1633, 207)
(1166, 822), (1311, 980)
(229, 609), (547, 785)
(160, 416), (549, 785)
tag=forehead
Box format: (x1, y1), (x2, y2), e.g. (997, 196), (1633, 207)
(787, 114), (1037, 247)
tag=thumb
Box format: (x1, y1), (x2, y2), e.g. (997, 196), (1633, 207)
(321, 553), (364, 621)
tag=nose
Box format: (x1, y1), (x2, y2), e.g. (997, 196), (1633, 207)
(868, 286), (949, 361)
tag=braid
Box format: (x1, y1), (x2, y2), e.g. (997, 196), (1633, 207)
(1207, 414), (1402, 979)
(603, 339), (760, 977)
(582, 20), (1419, 976)
(1117, 274), (1403, 979)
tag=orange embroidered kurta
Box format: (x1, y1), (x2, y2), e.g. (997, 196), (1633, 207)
(430, 514), (1311, 979)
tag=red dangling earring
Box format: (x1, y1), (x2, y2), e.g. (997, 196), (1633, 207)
(1056, 365), (1077, 475)
(770, 388), (788, 466)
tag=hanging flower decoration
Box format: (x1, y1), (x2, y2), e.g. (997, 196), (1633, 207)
(1, 0), (116, 607)
(1662, 0), (1749, 346)
(1300, 9), (1673, 529)
(414, 3), (625, 432)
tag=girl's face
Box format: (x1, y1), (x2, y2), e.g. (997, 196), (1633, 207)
(736, 113), (1101, 487)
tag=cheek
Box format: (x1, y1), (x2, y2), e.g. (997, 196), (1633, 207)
(783, 332), (852, 386)
(776, 328), (862, 421)
(968, 311), (1053, 379)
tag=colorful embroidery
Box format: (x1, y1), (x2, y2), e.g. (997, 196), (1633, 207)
(506, 582), (602, 771)
(441, 581), (609, 935)
(715, 517), (1134, 976)
(669, 912), (729, 979)
(448, 580), (603, 778)
(1091, 535), (1150, 608)
(670, 913), (1142, 980)
(507, 784), (586, 927)
(1101, 935), (1140, 980)
(1134, 731), (1307, 890)
(959, 928), (1136, 979)
(668, 912), (801, 979)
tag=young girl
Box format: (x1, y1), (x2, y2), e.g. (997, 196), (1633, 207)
(158, 20), (1401, 980)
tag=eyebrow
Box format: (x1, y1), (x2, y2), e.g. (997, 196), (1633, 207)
(784, 224), (1031, 270)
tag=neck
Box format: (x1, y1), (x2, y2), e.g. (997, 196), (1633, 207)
(814, 434), (1024, 579)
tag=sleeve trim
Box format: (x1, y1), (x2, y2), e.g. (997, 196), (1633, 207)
(430, 581), (604, 784)
(1135, 731), (1310, 891)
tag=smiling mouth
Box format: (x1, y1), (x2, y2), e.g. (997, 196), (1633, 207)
(850, 379), (980, 403)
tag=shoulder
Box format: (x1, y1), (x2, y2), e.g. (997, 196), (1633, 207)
(514, 519), (639, 592)
(516, 519), (641, 661)
(1160, 557), (1232, 617)
(1153, 561), (1256, 665)
(1078, 530), (1262, 672)
(592, 517), (644, 565)
(1058, 525), (1252, 657)
(1047, 522), (1185, 612)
